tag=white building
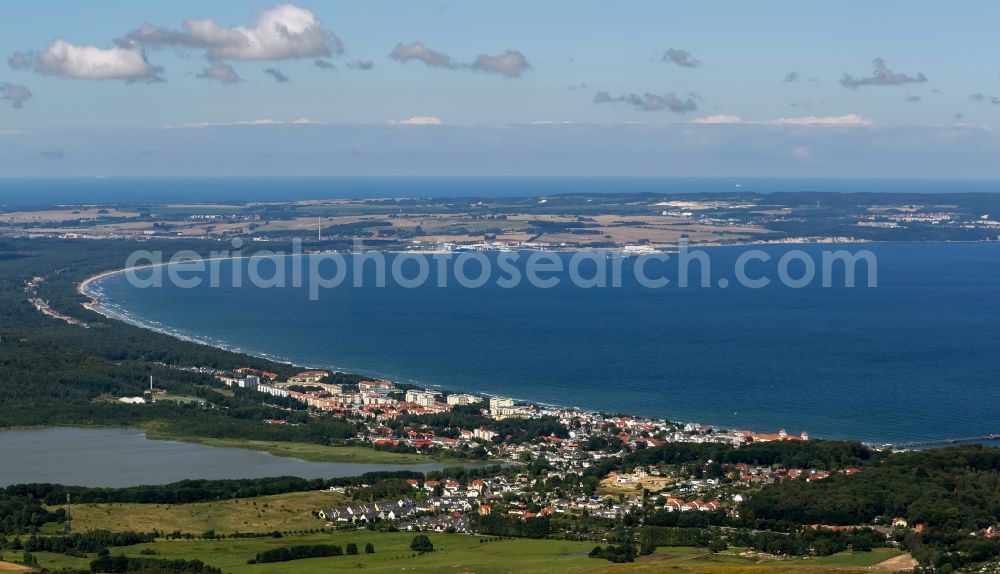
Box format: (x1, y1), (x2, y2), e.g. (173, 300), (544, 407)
(488, 396), (519, 418)
(405, 390), (438, 407)
(447, 393), (482, 405)
(473, 427), (498, 441)
(238, 375), (260, 389)
(489, 397), (514, 412)
(362, 393), (396, 406)
(289, 370), (329, 384)
(359, 380), (396, 395)
(258, 385), (289, 398)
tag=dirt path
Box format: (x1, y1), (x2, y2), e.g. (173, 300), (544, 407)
(871, 553), (918, 571)
(0, 561), (33, 572)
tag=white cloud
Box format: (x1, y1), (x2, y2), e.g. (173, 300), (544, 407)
(661, 47), (699, 68)
(0, 83), (32, 109)
(691, 113), (874, 127)
(180, 4), (340, 61)
(841, 58), (927, 88)
(594, 91), (699, 113)
(472, 50), (530, 77)
(7, 52), (33, 70)
(162, 117), (320, 129)
(387, 116), (444, 126)
(33, 39), (161, 81)
(693, 114), (742, 124)
(197, 62), (240, 84)
(389, 42), (529, 77)
(763, 114), (874, 126)
(388, 42), (454, 68)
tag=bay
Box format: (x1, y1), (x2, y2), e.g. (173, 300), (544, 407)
(89, 242), (1000, 445)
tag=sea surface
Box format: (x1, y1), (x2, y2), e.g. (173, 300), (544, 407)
(0, 427), (475, 487)
(88, 243), (1000, 445)
(2, 176), (1000, 205)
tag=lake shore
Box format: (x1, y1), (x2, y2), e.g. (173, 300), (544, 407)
(0, 422), (469, 466)
(0, 427), (485, 487)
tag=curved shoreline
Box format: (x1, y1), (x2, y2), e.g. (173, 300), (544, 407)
(81, 261), (581, 410)
(76, 243), (999, 447)
(75, 250), (828, 442)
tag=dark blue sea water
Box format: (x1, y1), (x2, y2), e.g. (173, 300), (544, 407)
(89, 243), (1000, 445)
(3, 176), (1000, 205)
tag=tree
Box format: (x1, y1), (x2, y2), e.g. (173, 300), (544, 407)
(410, 535), (434, 553)
(345, 542), (358, 555)
(708, 539), (728, 553)
(22, 552), (38, 568)
(364, 542), (375, 554)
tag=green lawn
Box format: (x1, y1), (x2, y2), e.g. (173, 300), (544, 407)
(28, 535), (906, 574)
(23, 552), (91, 572)
(34, 532), (597, 574)
(811, 548), (902, 566)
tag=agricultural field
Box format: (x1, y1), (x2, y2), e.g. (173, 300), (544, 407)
(59, 490), (349, 535)
(31, 532), (597, 574)
(586, 547), (911, 573)
(27, 535), (910, 574)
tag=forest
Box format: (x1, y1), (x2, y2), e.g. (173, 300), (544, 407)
(0, 238), (361, 446)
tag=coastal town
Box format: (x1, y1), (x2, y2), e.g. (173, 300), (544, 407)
(114, 364), (874, 538)
(93, 359), (970, 574)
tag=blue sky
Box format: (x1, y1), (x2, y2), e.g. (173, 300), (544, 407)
(2, 1), (1000, 177)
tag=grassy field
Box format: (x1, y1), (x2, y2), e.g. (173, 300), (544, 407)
(32, 532), (598, 574)
(61, 490), (350, 535)
(142, 432), (467, 464)
(27, 532), (908, 574)
(585, 546), (905, 573)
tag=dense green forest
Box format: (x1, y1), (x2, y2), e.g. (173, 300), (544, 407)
(637, 445), (1000, 571)
(0, 238), (359, 443)
(742, 446), (1000, 530)
(581, 438), (882, 479)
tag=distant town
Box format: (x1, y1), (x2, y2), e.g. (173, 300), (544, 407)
(6, 191), (1000, 249)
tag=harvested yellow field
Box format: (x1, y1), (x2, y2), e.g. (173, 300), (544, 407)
(59, 490), (348, 535)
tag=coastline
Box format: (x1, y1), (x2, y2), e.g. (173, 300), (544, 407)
(76, 251), (829, 444)
(78, 262), (487, 466)
(75, 241), (1000, 448)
